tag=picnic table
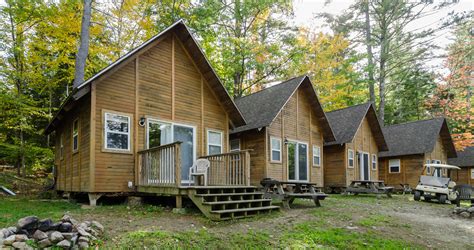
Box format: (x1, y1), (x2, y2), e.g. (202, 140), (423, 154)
(260, 178), (328, 209)
(345, 180), (394, 198)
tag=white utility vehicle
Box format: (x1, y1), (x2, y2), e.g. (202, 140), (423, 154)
(413, 163), (460, 204)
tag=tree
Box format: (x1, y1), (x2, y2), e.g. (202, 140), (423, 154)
(73, 0), (92, 88)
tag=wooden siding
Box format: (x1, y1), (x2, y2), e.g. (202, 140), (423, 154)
(230, 130), (266, 185)
(424, 136), (448, 165)
(91, 33), (229, 193)
(323, 145), (346, 188)
(450, 167), (473, 185)
(55, 96), (91, 192)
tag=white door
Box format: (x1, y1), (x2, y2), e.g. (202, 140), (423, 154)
(287, 141), (308, 181)
(360, 152), (370, 181)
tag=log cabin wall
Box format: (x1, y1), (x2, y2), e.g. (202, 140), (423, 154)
(379, 154), (425, 188)
(323, 144), (346, 188)
(230, 130), (266, 185)
(92, 32), (229, 193)
(266, 87), (325, 186)
(345, 117), (380, 185)
(450, 167), (473, 185)
(54, 95), (91, 192)
(424, 136), (448, 175)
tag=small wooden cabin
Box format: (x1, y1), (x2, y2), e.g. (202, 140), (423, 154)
(44, 21), (281, 220)
(379, 118), (457, 189)
(230, 76), (336, 187)
(448, 146), (474, 185)
(323, 103), (388, 192)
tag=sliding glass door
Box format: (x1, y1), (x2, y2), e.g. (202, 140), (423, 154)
(287, 141), (308, 181)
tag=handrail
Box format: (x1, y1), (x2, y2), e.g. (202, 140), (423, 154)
(200, 150), (251, 186)
(138, 142), (181, 187)
(137, 141), (182, 154)
(199, 149), (253, 159)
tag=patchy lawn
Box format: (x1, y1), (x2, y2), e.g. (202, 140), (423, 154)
(1, 194), (473, 249)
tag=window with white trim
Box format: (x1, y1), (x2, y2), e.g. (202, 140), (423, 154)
(72, 119), (79, 153)
(348, 149), (354, 168)
(104, 112), (131, 151)
(270, 137), (281, 162)
(59, 134), (64, 159)
(372, 154), (377, 170)
(389, 159), (401, 173)
(230, 139), (240, 152)
(207, 130), (223, 155)
(471, 168), (474, 179)
(312, 145), (321, 166)
(426, 160), (431, 174)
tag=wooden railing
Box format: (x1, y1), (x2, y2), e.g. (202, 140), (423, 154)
(200, 150), (251, 186)
(138, 142), (181, 187)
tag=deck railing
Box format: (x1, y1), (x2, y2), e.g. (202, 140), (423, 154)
(200, 150), (251, 186)
(138, 142), (181, 187)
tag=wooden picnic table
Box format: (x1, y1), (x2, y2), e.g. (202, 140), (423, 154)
(345, 180), (394, 198)
(260, 178), (328, 209)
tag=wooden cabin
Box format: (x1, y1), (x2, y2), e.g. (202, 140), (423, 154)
(323, 103), (388, 192)
(230, 76), (336, 187)
(45, 20), (279, 220)
(448, 146), (474, 185)
(378, 118), (457, 189)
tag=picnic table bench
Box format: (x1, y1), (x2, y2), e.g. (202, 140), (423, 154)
(260, 178), (328, 209)
(345, 180), (394, 198)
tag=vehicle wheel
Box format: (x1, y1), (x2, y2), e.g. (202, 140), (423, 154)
(424, 196), (431, 202)
(414, 191), (421, 201)
(438, 194), (447, 204)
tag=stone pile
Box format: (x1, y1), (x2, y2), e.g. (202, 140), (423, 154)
(0, 215), (104, 249)
(453, 206), (474, 219)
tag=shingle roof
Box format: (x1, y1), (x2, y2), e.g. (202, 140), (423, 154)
(448, 146), (474, 167)
(379, 118), (457, 158)
(324, 103), (388, 151)
(231, 76), (335, 142)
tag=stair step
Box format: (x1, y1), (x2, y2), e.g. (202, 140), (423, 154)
(195, 192), (264, 197)
(210, 205), (280, 214)
(203, 199), (270, 205)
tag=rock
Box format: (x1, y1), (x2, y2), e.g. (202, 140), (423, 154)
(61, 215), (72, 223)
(76, 227), (91, 237)
(70, 235), (78, 245)
(89, 228), (99, 237)
(83, 221), (91, 227)
(0, 229), (8, 239)
(467, 207), (474, 213)
(17, 216), (39, 230)
(460, 211), (471, 218)
(91, 221), (104, 233)
(37, 219), (53, 232)
(33, 230), (48, 241)
(49, 223), (61, 231)
(58, 222), (72, 233)
(15, 234), (28, 242)
(7, 227), (18, 234)
(61, 233), (74, 240)
(77, 236), (89, 243)
(16, 229), (29, 235)
(454, 207), (465, 214)
(56, 239), (71, 248)
(37, 238), (52, 248)
(11, 241), (28, 249)
(3, 235), (16, 246)
(50, 231), (64, 243)
(78, 241), (89, 249)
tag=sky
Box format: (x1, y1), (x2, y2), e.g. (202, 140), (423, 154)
(292, 0), (473, 73)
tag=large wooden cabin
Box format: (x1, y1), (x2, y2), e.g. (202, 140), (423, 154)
(323, 103), (388, 192)
(45, 20), (280, 220)
(230, 76), (335, 187)
(448, 146), (474, 185)
(378, 118), (457, 189)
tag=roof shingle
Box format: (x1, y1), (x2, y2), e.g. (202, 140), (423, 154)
(448, 146), (474, 167)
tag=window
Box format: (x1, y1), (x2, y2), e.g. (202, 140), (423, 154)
(207, 130), (223, 155)
(270, 137), (281, 162)
(312, 145), (321, 166)
(471, 168), (474, 179)
(72, 119), (79, 153)
(348, 149), (354, 168)
(372, 154), (377, 170)
(230, 139), (240, 152)
(104, 112), (131, 151)
(147, 120), (172, 148)
(389, 159), (401, 173)
(59, 134), (64, 159)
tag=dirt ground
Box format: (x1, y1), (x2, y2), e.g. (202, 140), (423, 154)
(70, 194), (474, 248)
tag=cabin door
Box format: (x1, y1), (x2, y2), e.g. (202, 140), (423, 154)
(287, 141), (308, 181)
(359, 152), (370, 181)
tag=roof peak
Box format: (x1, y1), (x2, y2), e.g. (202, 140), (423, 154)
(237, 75), (307, 100)
(326, 102), (372, 114)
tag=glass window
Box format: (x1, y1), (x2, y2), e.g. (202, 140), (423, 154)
(207, 130), (223, 155)
(72, 119), (79, 152)
(147, 120), (172, 148)
(104, 113), (130, 151)
(230, 139), (240, 152)
(313, 145), (321, 166)
(471, 168), (474, 179)
(426, 160), (431, 174)
(348, 149), (354, 168)
(389, 159), (401, 173)
(270, 137), (281, 162)
(372, 154), (377, 170)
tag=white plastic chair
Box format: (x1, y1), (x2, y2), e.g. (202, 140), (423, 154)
(189, 159), (210, 186)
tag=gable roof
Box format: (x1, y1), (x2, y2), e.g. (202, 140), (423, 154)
(324, 103), (388, 151)
(231, 75), (335, 142)
(448, 146), (474, 167)
(379, 118), (457, 158)
(46, 19), (245, 134)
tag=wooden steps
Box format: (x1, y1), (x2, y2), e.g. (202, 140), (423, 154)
(188, 186), (279, 221)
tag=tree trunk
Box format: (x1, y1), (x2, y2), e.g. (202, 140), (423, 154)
(233, 0), (243, 98)
(73, 0), (92, 89)
(364, 0), (376, 104)
(378, 8), (388, 123)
